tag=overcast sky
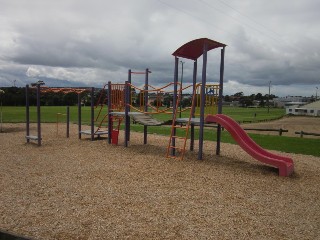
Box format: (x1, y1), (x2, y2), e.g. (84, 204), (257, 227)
(0, 0), (319, 97)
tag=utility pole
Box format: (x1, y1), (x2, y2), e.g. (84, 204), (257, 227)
(179, 61), (184, 118)
(268, 81), (271, 113)
(316, 87), (318, 100)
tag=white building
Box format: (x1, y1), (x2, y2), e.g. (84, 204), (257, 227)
(286, 100), (320, 116)
(273, 96), (310, 108)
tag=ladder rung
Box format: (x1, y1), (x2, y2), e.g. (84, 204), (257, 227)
(168, 146), (184, 150)
(168, 148), (186, 155)
(171, 135), (185, 139)
(173, 125), (187, 129)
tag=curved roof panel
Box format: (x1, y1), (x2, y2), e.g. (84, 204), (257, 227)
(172, 38), (226, 60)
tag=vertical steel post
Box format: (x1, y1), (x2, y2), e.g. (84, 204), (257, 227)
(198, 43), (208, 160)
(107, 81), (112, 144)
(36, 84), (41, 146)
(216, 47), (225, 155)
(78, 92), (81, 139)
(171, 57), (179, 155)
(90, 87), (95, 141)
(190, 60), (197, 151)
(127, 69), (131, 142)
(124, 81), (130, 147)
(144, 68), (149, 144)
(26, 85), (30, 143)
(66, 106), (70, 138)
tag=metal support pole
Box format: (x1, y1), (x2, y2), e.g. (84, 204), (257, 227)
(268, 81), (271, 113)
(216, 47), (225, 155)
(0, 91), (3, 133)
(179, 61), (184, 118)
(26, 85), (30, 143)
(127, 69), (132, 142)
(90, 87), (95, 141)
(78, 93), (81, 139)
(36, 84), (41, 146)
(144, 68), (149, 144)
(172, 57), (179, 156)
(124, 81), (130, 147)
(198, 43), (208, 160)
(108, 81), (112, 144)
(190, 60), (197, 151)
(66, 106), (70, 138)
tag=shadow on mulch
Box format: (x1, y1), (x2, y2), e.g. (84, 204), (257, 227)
(0, 230), (32, 240)
(0, 126), (26, 133)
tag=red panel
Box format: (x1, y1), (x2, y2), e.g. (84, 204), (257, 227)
(172, 38), (226, 60)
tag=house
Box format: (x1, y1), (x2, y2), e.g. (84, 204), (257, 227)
(286, 100), (320, 116)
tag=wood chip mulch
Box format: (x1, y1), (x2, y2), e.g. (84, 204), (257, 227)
(0, 123), (319, 239)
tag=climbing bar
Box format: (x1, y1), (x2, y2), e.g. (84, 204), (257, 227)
(128, 82), (180, 93)
(39, 87), (88, 94)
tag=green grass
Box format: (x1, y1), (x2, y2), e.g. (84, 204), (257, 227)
(148, 106), (285, 123)
(1, 106), (103, 125)
(129, 124), (320, 157)
(1, 106), (319, 157)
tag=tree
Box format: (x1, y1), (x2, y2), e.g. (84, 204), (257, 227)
(180, 97), (192, 108)
(234, 91), (244, 97)
(163, 94), (173, 108)
(224, 95), (230, 102)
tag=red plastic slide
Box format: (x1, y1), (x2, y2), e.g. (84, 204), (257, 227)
(205, 114), (294, 176)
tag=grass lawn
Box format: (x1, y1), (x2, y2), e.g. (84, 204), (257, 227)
(1, 105), (319, 157)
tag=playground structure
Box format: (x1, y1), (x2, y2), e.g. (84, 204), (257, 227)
(25, 85), (107, 145)
(24, 37), (294, 176)
(107, 38), (226, 161)
(106, 38), (294, 176)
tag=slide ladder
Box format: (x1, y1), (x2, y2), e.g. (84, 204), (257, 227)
(205, 114), (294, 176)
(166, 86), (196, 160)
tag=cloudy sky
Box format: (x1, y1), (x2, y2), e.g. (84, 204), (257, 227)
(0, 0), (319, 97)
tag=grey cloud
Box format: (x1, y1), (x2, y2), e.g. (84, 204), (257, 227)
(0, 0), (319, 96)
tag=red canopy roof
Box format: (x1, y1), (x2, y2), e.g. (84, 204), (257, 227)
(172, 38), (226, 60)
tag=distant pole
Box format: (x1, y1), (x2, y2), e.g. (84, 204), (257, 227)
(78, 93), (82, 139)
(0, 89), (4, 133)
(316, 87), (318, 100)
(66, 106), (70, 138)
(268, 81), (271, 113)
(179, 61), (184, 118)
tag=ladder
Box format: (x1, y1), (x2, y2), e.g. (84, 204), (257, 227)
(95, 114), (109, 133)
(166, 85), (196, 160)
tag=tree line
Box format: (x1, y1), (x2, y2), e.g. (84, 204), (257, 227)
(0, 87), (276, 107)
